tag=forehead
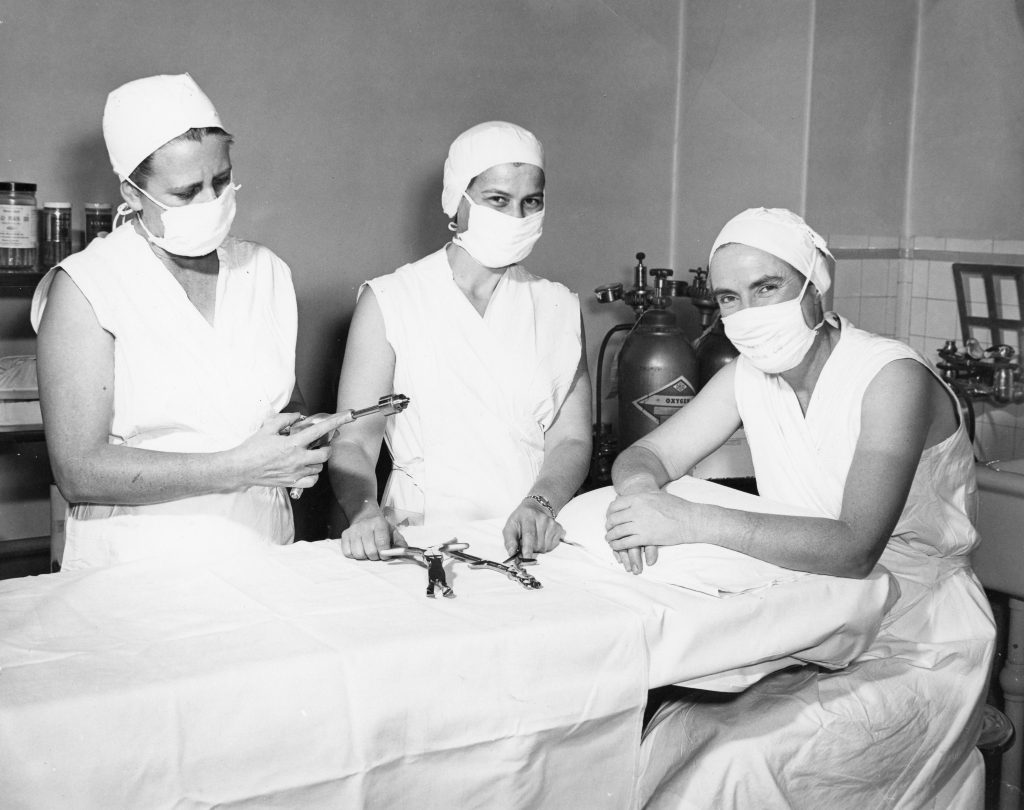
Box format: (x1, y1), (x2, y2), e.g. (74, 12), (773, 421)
(148, 135), (231, 184)
(470, 163), (545, 193)
(709, 243), (800, 288)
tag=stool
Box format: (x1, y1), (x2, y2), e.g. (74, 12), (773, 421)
(978, 703), (1017, 810)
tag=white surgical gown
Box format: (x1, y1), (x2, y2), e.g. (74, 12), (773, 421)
(364, 247), (580, 525)
(639, 317), (996, 809)
(31, 223), (298, 569)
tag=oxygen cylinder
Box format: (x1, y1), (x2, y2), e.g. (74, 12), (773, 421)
(694, 317), (739, 387)
(617, 309), (699, 449)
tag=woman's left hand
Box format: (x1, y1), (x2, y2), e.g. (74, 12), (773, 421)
(503, 498), (565, 558)
(605, 491), (694, 573)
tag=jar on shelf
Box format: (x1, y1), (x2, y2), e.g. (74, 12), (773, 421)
(84, 202), (113, 245)
(0, 182), (39, 272)
(41, 202), (72, 269)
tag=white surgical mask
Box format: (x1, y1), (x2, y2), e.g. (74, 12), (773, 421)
(129, 179), (238, 257)
(722, 275), (823, 374)
(452, 192), (544, 268)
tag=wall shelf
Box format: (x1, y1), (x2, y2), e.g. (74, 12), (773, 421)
(0, 272), (44, 297)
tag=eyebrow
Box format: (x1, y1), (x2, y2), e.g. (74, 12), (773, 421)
(167, 168), (232, 195)
(477, 187), (544, 197)
(711, 273), (787, 296)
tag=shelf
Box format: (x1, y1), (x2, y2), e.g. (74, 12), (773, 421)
(0, 271), (45, 297)
(0, 424), (45, 443)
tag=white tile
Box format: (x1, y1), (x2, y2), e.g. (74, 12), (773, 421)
(888, 261), (901, 298)
(861, 260), (890, 295)
(913, 236), (946, 252)
(858, 296), (889, 334)
(833, 296), (861, 323)
(993, 239), (1024, 256)
(833, 259), (862, 297)
(884, 297), (898, 338)
(912, 260), (930, 298)
(908, 334), (927, 355)
(946, 237), (994, 254)
(927, 261), (957, 301)
(910, 297), (928, 336)
(925, 299), (959, 343)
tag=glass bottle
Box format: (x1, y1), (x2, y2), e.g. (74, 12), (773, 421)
(0, 182), (39, 271)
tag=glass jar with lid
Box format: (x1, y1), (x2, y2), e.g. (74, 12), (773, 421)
(0, 182), (38, 272)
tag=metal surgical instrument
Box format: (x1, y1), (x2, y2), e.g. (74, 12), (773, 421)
(444, 542), (543, 590)
(283, 393), (410, 499)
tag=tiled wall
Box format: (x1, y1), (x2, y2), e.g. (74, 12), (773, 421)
(829, 235), (1024, 462)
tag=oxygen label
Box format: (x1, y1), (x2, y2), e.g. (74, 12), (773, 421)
(631, 374), (696, 425)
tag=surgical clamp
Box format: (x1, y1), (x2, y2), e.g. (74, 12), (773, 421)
(444, 542), (543, 590)
(284, 393), (410, 498)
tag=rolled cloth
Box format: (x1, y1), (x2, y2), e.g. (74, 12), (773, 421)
(441, 121), (544, 217)
(709, 207), (834, 295)
(103, 73), (224, 181)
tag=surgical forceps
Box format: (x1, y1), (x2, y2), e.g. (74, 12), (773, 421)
(444, 542), (543, 590)
(380, 539), (468, 598)
(283, 393), (410, 498)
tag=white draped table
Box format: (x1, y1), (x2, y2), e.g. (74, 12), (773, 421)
(0, 480), (896, 809)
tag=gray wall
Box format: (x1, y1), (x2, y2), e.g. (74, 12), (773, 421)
(3, 0), (1024, 542)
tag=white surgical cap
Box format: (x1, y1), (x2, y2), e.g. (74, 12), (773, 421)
(709, 207), (834, 295)
(441, 121), (544, 217)
(103, 73), (224, 181)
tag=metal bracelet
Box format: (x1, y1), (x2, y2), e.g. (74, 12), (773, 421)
(526, 493), (555, 518)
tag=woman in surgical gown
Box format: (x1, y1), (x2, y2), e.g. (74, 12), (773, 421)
(32, 74), (344, 570)
(606, 207), (995, 809)
(329, 121), (592, 561)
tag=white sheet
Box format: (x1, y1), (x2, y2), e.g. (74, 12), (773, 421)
(0, 492), (896, 808)
(0, 543), (646, 809)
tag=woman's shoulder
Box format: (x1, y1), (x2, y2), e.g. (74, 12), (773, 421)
(836, 316), (923, 366)
(508, 265), (578, 301)
(368, 247), (449, 294)
(219, 236), (286, 266)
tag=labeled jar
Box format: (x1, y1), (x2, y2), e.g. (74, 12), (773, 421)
(84, 202), (113, 245)
(41, 202), (73, 269)
(0, 182), (38, 271)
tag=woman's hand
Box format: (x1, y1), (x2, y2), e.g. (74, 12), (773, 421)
(339, 506), (393, 561)
(605, 491), (693, 574)
(608, 474), (662, 573)
(503, 498), (566, 558)
(229, 412), (348, 491)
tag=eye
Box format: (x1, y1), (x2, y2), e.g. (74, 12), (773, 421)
(714, 292), (737, 308)
(213, 172), (233, 194)
(756, 281), (781, 297)
(523, 196), (544, 211)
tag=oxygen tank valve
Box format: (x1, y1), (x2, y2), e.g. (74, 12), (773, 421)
(633, 252), (648, 290)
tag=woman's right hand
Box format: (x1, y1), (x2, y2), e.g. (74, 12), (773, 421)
(339, 508), (393, 561)
(229, 412), (350, 491)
